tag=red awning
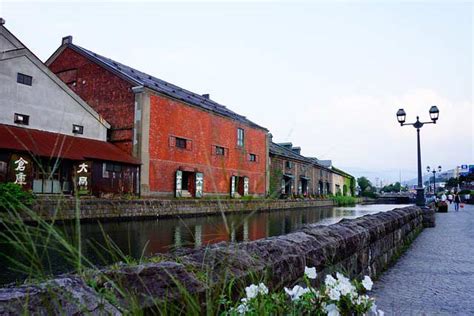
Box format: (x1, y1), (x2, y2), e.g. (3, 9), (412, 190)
(0, 124), (140, 165)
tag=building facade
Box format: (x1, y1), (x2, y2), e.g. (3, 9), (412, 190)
(269, 140), (354, 197)
(47, 37), (268, 197)
(0, 21), (139, 196)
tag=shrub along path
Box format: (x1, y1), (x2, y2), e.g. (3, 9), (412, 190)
(372, 203), (474, 315)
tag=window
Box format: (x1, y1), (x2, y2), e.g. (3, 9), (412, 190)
(216, 146), (225, 156)
(249, 154), (257, 162)
(237, 128), (244, 147)
(72, 124), (84, 134)
(286, 161), (293, 169)
(176, 137), (187, 149)
(17, 73), (32, 86)
(105, 162), (122, 173)
(14, 113), (29, 125)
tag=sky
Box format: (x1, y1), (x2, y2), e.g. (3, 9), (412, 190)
(1, 1), (472, 184)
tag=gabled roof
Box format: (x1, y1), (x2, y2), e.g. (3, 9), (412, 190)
(0, 24), (110, 130)
(0, 124), (139, 165)
(47, 42), (268, 131)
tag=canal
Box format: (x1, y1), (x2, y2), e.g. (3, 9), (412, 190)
(0, 203), (410, 285)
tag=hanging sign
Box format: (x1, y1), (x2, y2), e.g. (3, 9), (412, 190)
(195, 172), (203, 198)
(75, 161), (91, 195)
(175, 170), (183, 197)
(9, 154), (32, 189)
(230, 176), (236, 198)
(243, 177), (249, 196)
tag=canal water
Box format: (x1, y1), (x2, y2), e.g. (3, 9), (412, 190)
(0, 204), (410, 285)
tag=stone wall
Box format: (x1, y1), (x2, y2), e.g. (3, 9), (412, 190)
(29, 198), (338, 222)
(0, 206), (428, 315)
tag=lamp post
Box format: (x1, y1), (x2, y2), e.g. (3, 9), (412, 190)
(426, 165), (442, 194)
(396, 106), (440, 206)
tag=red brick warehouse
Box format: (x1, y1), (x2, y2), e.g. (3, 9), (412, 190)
(47, 36), (269, 198)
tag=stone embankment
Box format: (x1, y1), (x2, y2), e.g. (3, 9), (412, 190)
(29, 198), (346, 222)
(0, 206), (434, 315)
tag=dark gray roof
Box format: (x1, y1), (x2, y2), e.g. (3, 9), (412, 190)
(269, 142), (312, 163)
(270, 142), (340, 174)
(66, 44), (267, 131)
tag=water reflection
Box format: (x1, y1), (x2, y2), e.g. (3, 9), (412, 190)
(0, 204), (410, 285)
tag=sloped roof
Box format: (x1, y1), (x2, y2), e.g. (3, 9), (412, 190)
(269, 142), (313, 163)
(0, 124), (139, 165)
(51, 43), (267, 131)
(0, 25), (110, 130)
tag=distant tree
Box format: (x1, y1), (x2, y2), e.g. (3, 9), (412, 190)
(381, 182), (401, 193)
(357, 177), (372, 193)
(393, 182), (401, 192)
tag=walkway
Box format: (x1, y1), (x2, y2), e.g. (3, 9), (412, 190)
(372, 203), (474, 315)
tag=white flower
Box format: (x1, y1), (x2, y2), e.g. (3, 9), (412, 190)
(337, 281), (354, 296)
(304, 266), (317, 279)
(362, 276), (373, 291)
(356, 294), (369, 305)
(325, 275), (338, 288)
(284, 285), (310, 301)
(257, 283), (268, 295)
(236, 303), (249, 314)
(336, 272), (350, 284)
(245, 284), (259, 299)
(324, 303), (340, 316)
(328, 287), (341, 301)
(244, 283), (268, 299)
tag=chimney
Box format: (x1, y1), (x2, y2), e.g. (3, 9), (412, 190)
(202, 94), (210, 99)
(292, 147), (301, 155)
(62, 35), (73, 45)
(0, 18), (5, 26)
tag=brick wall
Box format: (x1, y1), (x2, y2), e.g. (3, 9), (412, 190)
(48, 47), (136, 154)
(148, 93), (267, 196)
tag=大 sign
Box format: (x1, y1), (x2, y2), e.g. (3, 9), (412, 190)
(75, 161), (91, 195)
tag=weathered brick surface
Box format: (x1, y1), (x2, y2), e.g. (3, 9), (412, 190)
(148, 94), (267, 195)
(0, 206), (425, 313)
(48, 47), (136, 154)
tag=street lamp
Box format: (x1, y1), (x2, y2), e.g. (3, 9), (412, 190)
(426, 165), (442, 193)
(396, 106), (440, 206)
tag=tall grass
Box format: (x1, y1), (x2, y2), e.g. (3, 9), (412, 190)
(331, 195), (357, 206)
(0, 188), (276, 314)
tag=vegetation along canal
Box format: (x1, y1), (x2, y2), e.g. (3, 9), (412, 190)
(0, 203), (410, 285)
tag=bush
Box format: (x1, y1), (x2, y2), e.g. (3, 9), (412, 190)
(361, 191), (378, 199)
(332, 195), (357, 206)
(0, 183), (35, 212)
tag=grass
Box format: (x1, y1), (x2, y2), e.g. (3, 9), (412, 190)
(0, 190), (279, 314)
(331, 195), (357, 206)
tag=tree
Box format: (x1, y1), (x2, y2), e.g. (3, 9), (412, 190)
(357, 177), (372, 193)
